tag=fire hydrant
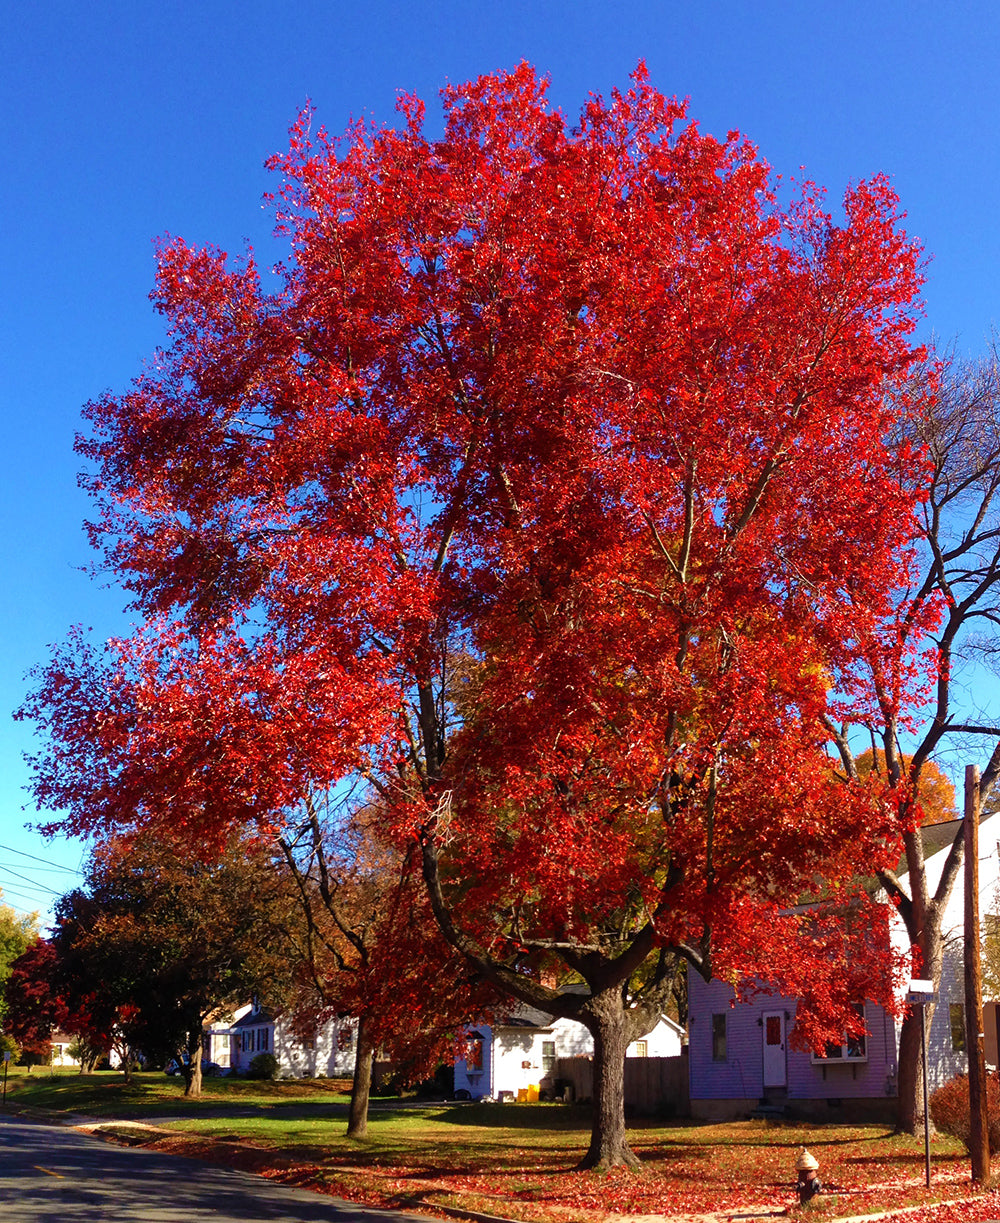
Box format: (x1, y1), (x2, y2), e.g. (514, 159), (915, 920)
(795, 1148), (821, 1204)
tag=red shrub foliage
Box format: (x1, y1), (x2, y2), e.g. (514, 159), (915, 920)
(929, 1071), (1000, 1152)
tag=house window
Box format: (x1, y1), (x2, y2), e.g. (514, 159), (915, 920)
(465, 1034), (484, 1071)
(634, 1040), (648, 1058)
(711, 1013), (727, 1062)
(950, 1003), (966, 1052)
(542, 1040), (556, 1073)
(811, 1003), (868, 1062)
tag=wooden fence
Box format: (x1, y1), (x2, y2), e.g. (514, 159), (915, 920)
(552, 1053), (689, 1117)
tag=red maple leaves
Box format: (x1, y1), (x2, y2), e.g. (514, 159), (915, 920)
(21, 64), (936, 1163)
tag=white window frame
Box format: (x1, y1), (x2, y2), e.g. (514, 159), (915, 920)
(810, 1002), (868, 1063)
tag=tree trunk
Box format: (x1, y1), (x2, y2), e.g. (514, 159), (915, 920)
(183, 1030), (204, 1099)
(896, 1007), (930, 1134)
(578, 989), (640, 1171)
(896, 928), (944, 1134)
(347, 1015), (374, 1139)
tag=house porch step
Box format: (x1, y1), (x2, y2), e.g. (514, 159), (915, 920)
(750, 1093), (788, 1119)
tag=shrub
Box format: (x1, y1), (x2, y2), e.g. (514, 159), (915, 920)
(247, 1052), (279, 1080)
(929, 1071), (1000, 1152)
(18, 1045), (52, 1070)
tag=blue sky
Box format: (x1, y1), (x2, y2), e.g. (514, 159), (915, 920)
(4, 0), (1000, 922)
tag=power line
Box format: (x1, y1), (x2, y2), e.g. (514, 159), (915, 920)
(0, 884), (48, 914)
(0, 844), (82, 875)
(0, 866), (62, 897)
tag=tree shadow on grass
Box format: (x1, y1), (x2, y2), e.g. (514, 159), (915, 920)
(651, 1125), (902, 1151)
(432, 1103), (591, 1130)
(840, 1151), (963, 1167)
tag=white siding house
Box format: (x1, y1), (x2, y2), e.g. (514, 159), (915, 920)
(228, 1002), (357, 1078)
(49, 1031), (80, 1068)
(454, 1005), (684, 1100)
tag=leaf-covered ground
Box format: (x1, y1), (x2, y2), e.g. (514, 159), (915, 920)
(98, 1113), (999, 1223)
(13, 1077), (995, 1221)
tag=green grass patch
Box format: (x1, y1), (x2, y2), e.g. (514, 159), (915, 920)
(2, 1067), (351, 1117)
(168, 1101), (595, 1169)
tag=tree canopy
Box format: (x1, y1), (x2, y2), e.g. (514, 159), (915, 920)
(53, 833), (291, 1094)
(21, 64), (933, 1166)
(0, 896), (39, 1028)
(826, 350), (1000, 1132)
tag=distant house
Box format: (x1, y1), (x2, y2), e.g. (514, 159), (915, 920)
(687, 814), (1000, 1120)
(203, 1012), (238, 1070)
(49, 1030), (80, 1068)
(454, 1004), (684, 1100)
(228, 1001), (356, 1078)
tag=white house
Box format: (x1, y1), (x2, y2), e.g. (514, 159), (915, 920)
(908, 815), (1000, 1089)
(227, 1001), (357, 1078)
(49, 1031), (80, 1068)
(454, 1004), (684, 1100)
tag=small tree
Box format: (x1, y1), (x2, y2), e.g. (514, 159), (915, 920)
(53, 833), (292, 1096)
(0, 897), (39, 1027)
(66, 1033), (104, 1074)
(4, 940), (67, 1072)
(278, 792), (500, 1138)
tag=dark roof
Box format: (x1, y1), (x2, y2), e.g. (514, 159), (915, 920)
(498, 1005), (558, 1030)
(913, 818), (963, 863)
(231, 1008), (274, 1029)
(894, 815), (991, 880)
(494, 982), (592, 1030)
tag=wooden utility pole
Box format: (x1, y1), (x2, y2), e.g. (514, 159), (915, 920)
(965, 763), (990, 1183)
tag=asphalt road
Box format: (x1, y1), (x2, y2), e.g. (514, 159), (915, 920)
(0, 1113), (436, 1223)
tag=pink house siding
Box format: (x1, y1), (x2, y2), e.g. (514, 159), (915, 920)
(688, 976), (765, 1102)
(689, 816), (1000, 1117)
(689, 973), (897, 1106)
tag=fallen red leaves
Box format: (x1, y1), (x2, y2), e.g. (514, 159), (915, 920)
(121, 1122), (996, 1223)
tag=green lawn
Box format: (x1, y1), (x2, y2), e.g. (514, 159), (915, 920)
(1, 1066), (351, 1116)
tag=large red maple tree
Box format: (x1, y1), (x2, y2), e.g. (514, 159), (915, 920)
(22, 66), (935, 1166)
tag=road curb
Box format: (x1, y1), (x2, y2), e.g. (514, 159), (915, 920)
(425, 1208), (529, 1223)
